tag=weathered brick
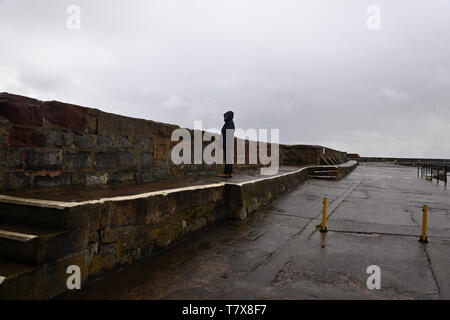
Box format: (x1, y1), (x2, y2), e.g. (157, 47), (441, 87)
(155, 123), (175, 138)
(102, 227), (120, 243)
(138, 153), (153, 169)
(33, 173), (72, 189)
(0, 148), (6, 166)
(72, 172), (86, 186)
(118, 152), (136, 168)
(89, 243), (117, 275)
(154, 140), (170, 160)
(87, 113), (98, 134)
(134, 138), (153, 151)
(9, 127), (46, 147)
(97, 136), (114, 149)
(0, 93), (43, 126)
(65, 152), (92, 170)
(25, 150), (62, 170)
(111, 170), (135, 183)
(86, 173), (109, 186)
(5, 172), (30, 190)
(0, 147), (20, 168)
(0, 123), (7, 145)
(8, 147), (22, 168)
(94, 152), (116, 169)
(137, 170), (153, 182)
(76, 135), (96, 149)
(42, 101), (87, 130)
(117, 138), (131, 149)
(111, 202), (140, 227)
(0, 115), (8, 126)
(47, 130), (75, 147)
(153, 168), (169, 180)
(97, 113), (119, 137)
(153, 159), (167, 167)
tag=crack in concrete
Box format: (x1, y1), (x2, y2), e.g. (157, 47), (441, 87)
(249, 222), (311, 273)
(262, 210), (320, 221)
(406, 208), (419, 225)
(422, 245), (442, 298)
(234, 170), (366, 289)
(325, 229), (450, 240)
(305, 168), (366, 241)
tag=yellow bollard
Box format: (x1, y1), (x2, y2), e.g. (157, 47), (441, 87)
(419, 205), (429, 243)
(320, 197), (328, 232)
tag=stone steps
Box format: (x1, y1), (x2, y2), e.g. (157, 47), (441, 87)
(312, 170), (337, 174)
(0, 200), (71, 229)
(0, 222), (82, 265)
(309, 166), (338, 180)
(0, 258), (34, 278)
(0, 257), (36, 299)
(309, 175), (337, 180)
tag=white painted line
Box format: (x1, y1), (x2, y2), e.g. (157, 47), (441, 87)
(229, 167), (308, 187)
(0, 230), (37, 242)
(0, 196), (69, 209)
(0, 182), (226, 209)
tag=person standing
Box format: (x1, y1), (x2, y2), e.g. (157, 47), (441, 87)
(218, 111), (235, 178)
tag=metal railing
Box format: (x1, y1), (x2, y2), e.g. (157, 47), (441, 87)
(417, 161), (448, 186)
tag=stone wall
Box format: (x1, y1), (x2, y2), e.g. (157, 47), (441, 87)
(0, 183), (226, 299)
(279, 144), (348, 166)
(0, 92), (348, 192)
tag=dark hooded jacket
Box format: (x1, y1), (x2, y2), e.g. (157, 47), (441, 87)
(221, 111), (235, 149)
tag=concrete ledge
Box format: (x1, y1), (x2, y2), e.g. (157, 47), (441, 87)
(226, 167), (309, 220)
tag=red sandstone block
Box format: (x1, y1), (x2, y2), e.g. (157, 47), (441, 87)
(42, 101), (87, 130)
(9, 127), (46, 147)
(155, 123), (177, 138)
(0, 93), (43, 126)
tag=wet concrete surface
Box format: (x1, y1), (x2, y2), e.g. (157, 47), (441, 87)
(60, 163), (450, 299)
(4, 166), (302, 202)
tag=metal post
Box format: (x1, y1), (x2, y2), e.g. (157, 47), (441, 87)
(320, 198), (328, 233)
(446, 165), (448, 187)
(419, 205), (429, 243)
(417, 162), (420, 177)
(437, 166), (440, 185)
(430, 162), (433, 182)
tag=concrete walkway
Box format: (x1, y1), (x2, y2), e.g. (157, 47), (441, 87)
(61, 163), (450, 300)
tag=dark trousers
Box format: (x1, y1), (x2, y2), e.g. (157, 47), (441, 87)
(224, 163), (233, 174)
(223, 147), (233, 174)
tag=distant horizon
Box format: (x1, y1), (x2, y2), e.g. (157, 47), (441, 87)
(3, 90), (448, 160)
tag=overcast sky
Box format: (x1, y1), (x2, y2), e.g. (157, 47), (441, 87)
(0, 0), (449, 158)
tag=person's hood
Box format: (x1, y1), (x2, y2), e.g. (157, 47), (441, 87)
(224, 111), (234, 122)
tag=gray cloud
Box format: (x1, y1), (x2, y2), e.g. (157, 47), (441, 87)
(0, 0), (449, 157)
